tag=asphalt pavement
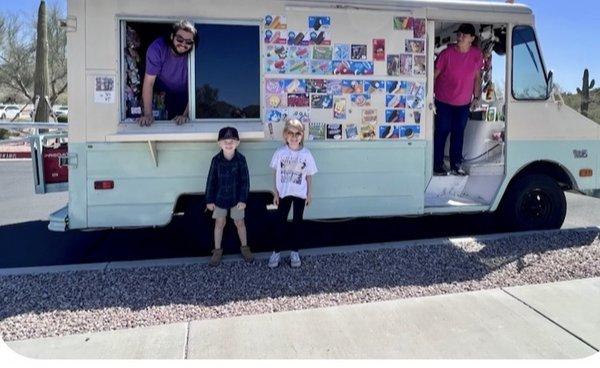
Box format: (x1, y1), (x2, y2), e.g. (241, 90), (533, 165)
(1, 160), (600, 268)
(0, 160), (67, 226)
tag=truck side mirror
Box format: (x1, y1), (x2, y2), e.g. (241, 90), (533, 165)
(546, 70), (554, 98)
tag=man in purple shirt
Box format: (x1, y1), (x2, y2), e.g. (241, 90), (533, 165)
(138, 20), (197, 126)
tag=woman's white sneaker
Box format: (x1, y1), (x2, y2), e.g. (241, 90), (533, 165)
(268, 251), (281, 268)
(290, 251), (301, 268)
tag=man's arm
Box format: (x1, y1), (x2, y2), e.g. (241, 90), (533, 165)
(139, 73), (157, 126)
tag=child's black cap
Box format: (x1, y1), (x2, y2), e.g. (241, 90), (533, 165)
(218, 126), (239, 141)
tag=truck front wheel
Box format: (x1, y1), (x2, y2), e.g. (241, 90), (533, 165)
(499, 174), (566, 231)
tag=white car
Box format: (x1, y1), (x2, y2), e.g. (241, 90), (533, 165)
(52, 105), (69, 119)
(0, 105), (21, 120)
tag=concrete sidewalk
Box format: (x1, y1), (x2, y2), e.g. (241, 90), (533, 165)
(3, 277), (599, 359)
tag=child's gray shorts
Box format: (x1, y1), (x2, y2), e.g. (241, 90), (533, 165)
(212, 206), (245, 220)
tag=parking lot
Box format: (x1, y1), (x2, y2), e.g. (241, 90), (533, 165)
(0, 103), (67, 122)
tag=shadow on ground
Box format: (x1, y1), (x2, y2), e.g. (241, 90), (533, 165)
(0, 202), (502, 268)
(0, 227), (598, 325)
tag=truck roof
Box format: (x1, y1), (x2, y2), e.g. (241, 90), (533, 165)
(287, 0), (532, 15)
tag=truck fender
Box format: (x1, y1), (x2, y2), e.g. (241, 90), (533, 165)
(490, 160), (575, 212)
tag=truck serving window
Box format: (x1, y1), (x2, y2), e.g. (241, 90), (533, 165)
(511, 25), (548, 100)
(122, 21), (175, 121)
(194, 23), (260, 120)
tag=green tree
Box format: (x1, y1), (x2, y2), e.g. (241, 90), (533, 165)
(33, 0), (51, 122)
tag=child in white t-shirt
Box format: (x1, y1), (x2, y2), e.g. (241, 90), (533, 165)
(268, 119), (318, 268)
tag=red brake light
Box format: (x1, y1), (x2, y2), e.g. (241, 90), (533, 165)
(94, 180), (114, 190)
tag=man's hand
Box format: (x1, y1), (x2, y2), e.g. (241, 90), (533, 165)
(236, 202), (246, 210)
(273, 192), (280, 206)
(173, 114), (189, 125)
(305, 193), (312, 207)
(138, 114), (155, 127)
(206, 203), (215, 211)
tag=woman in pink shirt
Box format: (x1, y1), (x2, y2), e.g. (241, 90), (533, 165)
(433, 23), (483, 176)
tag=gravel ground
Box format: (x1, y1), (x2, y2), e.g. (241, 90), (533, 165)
(1, 228), (600, 342)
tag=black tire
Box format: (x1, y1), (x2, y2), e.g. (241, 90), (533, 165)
(499, 174), (566, 232)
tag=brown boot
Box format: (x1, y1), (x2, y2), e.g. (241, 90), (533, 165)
(240, 246), (254, 263)
(209, 248), (223, 267)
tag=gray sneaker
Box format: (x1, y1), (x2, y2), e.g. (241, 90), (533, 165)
(268, 251), (281, 268)
(290, 251), (301, 268)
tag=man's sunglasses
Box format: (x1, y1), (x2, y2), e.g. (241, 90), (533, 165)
(174, 35), (194, 46)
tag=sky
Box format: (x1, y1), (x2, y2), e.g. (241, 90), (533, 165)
(498, 0), (600, 93)
(1, 0), (599, 93)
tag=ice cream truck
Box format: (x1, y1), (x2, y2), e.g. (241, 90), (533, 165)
(34, 0), (599, 233)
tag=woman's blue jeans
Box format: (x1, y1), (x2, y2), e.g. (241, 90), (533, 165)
(434, 99), (471, 171)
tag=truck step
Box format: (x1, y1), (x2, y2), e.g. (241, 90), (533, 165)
(426, 175), (469, 198)
(465, 163), (505, 176)
(48, 205), (68, 232)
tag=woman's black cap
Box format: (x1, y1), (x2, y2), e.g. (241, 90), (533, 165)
(454, 23), (476, 36)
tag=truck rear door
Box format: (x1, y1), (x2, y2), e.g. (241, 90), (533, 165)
(31, 132), (69, 194)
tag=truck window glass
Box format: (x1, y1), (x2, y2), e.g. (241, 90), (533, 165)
(512, 25), (547, 100)
(194, 23), (260, 119)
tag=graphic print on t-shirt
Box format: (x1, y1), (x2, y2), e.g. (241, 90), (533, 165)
(280, 155), (308, 185)
(271, 146), (318, 199)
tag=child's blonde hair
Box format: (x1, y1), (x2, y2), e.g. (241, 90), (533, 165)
(283, 119), (305, 146)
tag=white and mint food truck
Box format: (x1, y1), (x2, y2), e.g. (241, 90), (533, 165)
(33, 0), (599, 233)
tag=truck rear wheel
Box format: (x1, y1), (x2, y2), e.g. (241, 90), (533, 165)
(499, 174), (566, 231)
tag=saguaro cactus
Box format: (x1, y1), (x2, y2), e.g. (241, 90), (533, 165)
(576, 69), (595, 117)
(33, 0), (50, 122)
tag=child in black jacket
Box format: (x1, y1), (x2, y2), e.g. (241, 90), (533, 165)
(205, 127), (253, 266)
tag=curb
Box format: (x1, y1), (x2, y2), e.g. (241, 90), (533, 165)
(1, 226), (598, 277)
